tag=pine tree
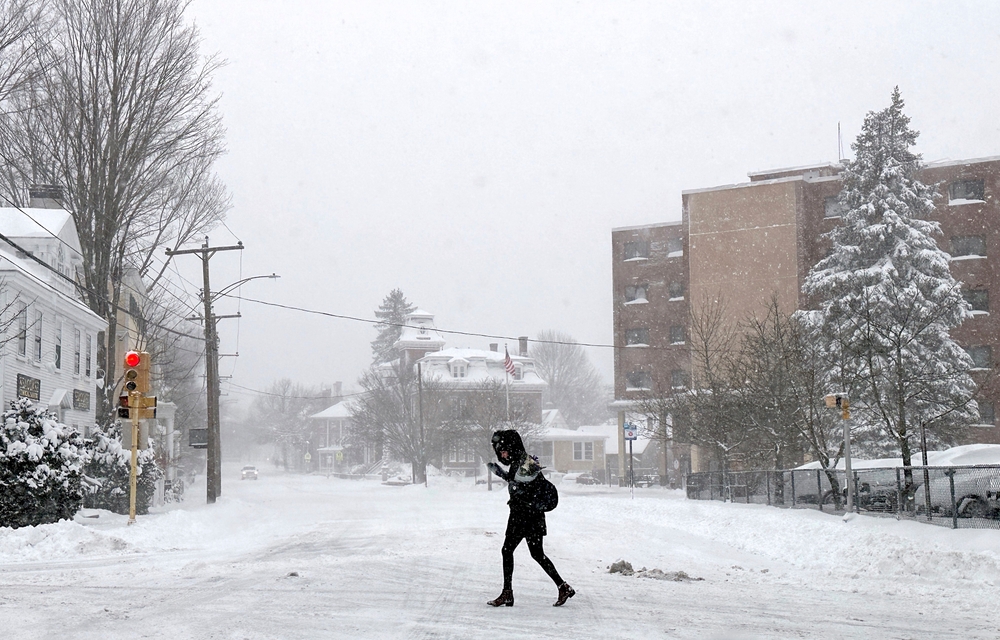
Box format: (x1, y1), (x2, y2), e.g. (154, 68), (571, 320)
(82, 422), (162, 515)
(801, 88), (977, 492)
(371, 289), (416, 364)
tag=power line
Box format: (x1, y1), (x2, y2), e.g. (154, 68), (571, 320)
(225, 381), (364, 400)
(219, 293), (686, 352)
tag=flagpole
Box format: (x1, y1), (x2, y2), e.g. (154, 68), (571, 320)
(504, 345), (510, 422)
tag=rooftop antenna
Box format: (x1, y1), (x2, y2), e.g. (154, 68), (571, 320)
(838, 122), (844, 162)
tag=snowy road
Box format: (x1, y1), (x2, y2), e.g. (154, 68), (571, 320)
(1, 466), (999, 640)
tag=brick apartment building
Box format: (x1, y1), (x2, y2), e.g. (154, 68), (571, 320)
(612, 156), (1000, 474)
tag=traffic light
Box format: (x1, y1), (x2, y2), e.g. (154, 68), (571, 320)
(123, 351), (150, 394)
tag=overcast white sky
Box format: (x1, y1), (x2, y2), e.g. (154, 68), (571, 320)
(179, 0), (1000, 406)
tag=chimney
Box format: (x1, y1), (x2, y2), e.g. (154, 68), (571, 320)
(518, 336), (528, 357)
(333, 381), (343, 402)
(28, 184), (64, 209)
(489, 343), (498, 352)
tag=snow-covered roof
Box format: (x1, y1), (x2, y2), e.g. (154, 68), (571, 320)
(395, 309), (446, 351)
(0, 251), (103, 324)
(537, 427), (609, 442)
(576, 423), (650, 456)
(746, 162), (843, 179)
(541, 409), (567, 430)
(796, 444), (1000, 470)
(923, 155), (1000, 170)
(419, 346), (547, 390)
(310, 400), (354, 420)
(611, 220), (683, 233)
(0, 207), (74, 239)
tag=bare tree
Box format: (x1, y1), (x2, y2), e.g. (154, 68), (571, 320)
(246, 378), (329, 471)
(0, 0), (229, 417)
(530, 330), (608, 427)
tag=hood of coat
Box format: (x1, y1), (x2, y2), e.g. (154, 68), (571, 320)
(491, 429), (526, 466)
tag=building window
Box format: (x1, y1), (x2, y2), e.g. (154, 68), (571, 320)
(451, 363), (467, 378)
(667, 237), (683, 257)
(86, 334), (92, 377)
(625, 328), (649, 346)
(980, 402), (996, 425)
(74, 328), (81, 374)
(670, 325), (686, 344)
(625, 284), (648, 303)
(16, 304), (26, 357)
(967, 345), (992, 369)
(951, 236), (986, 258)
(33, 311), (42, 361)
(824, 196), (847, 218)
(623, 240), (648, 261)
(573, 441), (594, 461)
(626, 371), (652, 390)
(965, 289), (989, 313)
(671, 369), (689, 389)
(54, 321), (62, 370)
(513, 364), (523, 381)
(669, 281), (685, 300)
(949, 179), (985, 203)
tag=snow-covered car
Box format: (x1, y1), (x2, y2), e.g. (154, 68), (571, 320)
(241, 465), (258, 480)
(913, 471), (1000, 518)
(562, 471), (597, 485)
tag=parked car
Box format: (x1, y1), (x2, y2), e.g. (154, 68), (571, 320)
(569, 471), (597, 485)
(913, 471), (1000, 519)
(241, 465), (258, 480)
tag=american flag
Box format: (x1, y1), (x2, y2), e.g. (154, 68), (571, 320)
(504, 346), (516, 376)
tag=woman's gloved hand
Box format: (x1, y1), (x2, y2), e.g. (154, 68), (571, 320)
(486, 462), (503, 477)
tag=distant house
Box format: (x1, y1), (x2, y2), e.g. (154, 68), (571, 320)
(308, 385), (376, 474)
(0, 194), (106, 429)
(530, 410), (610, 480)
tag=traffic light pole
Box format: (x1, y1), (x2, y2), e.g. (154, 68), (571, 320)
(166, 238), (243, 504)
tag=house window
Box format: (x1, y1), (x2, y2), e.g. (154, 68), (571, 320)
(513, 364), (523, 381)
(54, 321), (62, 370)
(16, 304), (26, 357)
(573, 441), (594, 461)
(451, 363), (467, 378)
(623, 240), (648, 261)
(625, 284), (648, 303)
(949, 179), (984, 203)
(951, 236), (986, 258)
(967, 345), (992, 369)
(626, 371), (652, 390)
(625, 328), (649, 346)
(671, 369), (689, 389)
(824, 196), (847, 218)
(669, 281), (685, 299)
(33, 311), (42, 361)
(85, 334), (92, 377)
(980, 402), (996, 425)
(74, 328), (81, 375)
(667, 237), (683, 257)
(670, 325), (686, 344)
(965, 289), (989, 313)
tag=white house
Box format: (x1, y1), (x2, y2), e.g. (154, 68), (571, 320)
(0, 202), (106, 430)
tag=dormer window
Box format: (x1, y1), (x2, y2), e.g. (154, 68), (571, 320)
(451, 362), (467, 378)
(513, 364), (523, 381)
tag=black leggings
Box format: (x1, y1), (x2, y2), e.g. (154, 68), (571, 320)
(501, 533), (563, 590)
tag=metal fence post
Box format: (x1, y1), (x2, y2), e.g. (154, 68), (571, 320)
(896, 467), (903, 520)
(766, 471), (771, 506)
(746, 472), (751, 504)
(947, 468), (957, 530)
(853, 470), (860, 513)
(791, 471), (797, 507)
(817, 469), (823, 512)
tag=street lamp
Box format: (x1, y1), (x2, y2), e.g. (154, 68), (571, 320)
(212, 273), (280, 301)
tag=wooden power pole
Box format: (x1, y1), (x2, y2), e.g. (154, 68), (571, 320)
(166, 237), (243, 504)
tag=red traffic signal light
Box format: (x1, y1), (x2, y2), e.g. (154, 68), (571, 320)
(124, 351), (141, 368)
(123, 351), (150, 394)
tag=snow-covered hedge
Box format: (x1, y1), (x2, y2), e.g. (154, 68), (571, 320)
(0, 398), (85, 528)
(83, 422), (162, 516)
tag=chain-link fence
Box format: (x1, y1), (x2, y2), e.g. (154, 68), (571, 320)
(686, 465), (1000, 529)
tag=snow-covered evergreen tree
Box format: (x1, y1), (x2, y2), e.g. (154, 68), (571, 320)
(0, 398), (85, 528)
(82, 422), (162, 515)
(371, 288), (416, 364)
(801, 88), (977, 485)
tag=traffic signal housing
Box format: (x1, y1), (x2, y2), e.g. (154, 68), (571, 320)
(123, 351), (151, 394)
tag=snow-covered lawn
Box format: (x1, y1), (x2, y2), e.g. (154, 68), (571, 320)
(2, 465), (999, 639)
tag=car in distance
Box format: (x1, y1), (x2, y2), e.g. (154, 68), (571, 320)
(241, 465), (258, 480)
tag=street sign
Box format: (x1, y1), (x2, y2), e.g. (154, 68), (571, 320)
(304, 452), (312, 462)
(335, 451), (343, 462)
(624, 422), (638, 440)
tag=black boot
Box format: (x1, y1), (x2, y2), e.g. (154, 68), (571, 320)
(487, 588), (514, 607)
(553, 582), (575, 606)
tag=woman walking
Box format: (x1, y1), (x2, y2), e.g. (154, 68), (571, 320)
(486, 429), (575, 607)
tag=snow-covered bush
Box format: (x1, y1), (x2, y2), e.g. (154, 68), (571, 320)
(0, 398), (85, 528)
(82, 422), (162, 515)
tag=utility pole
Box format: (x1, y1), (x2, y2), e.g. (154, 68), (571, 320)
(166, 237), (243, 504)
(417, 362), (426, 487)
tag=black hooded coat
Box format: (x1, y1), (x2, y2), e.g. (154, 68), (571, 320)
(490, 430), (548, 538)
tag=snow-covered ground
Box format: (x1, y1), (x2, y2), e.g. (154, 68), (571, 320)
(2, 465), (999, 639)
